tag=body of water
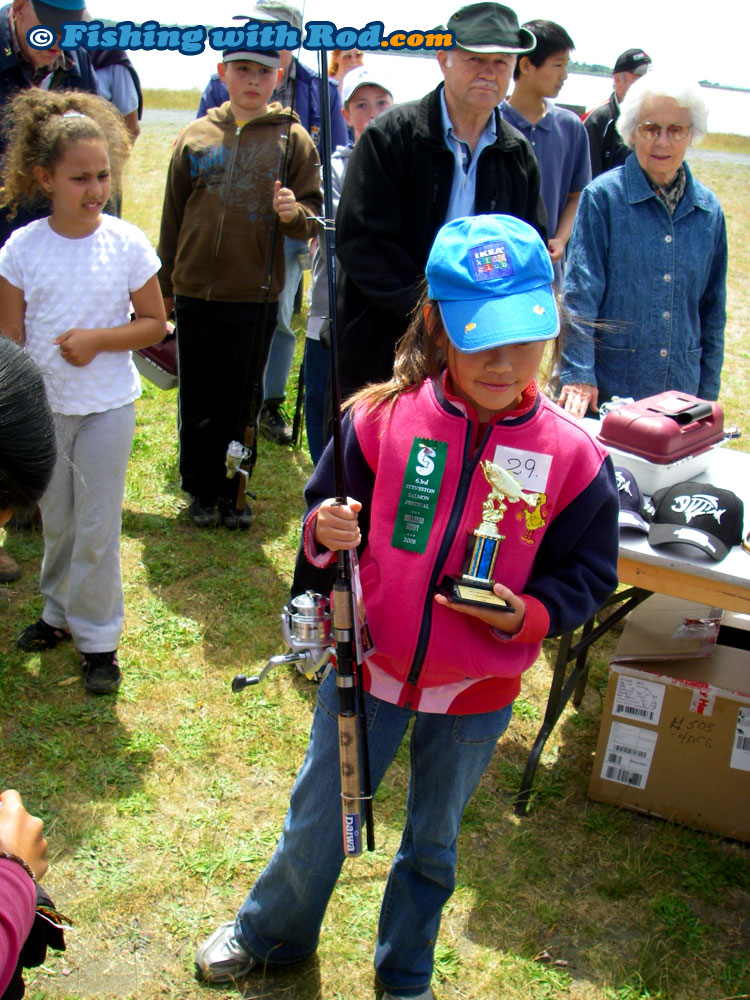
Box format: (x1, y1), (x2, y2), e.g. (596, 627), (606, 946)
(138, 48), (750, 137)
(142, 65), (750, 143)
(558, 73), (750, 136)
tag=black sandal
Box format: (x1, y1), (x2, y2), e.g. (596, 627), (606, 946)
(16, 618), (71, 652)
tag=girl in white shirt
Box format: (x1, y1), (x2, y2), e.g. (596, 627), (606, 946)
(0, 89), (165, 694)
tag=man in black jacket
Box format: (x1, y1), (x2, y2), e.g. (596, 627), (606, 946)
(0, 0), (97, 135)
(583, 47), (651, 178)
(334, 2), (548, 401)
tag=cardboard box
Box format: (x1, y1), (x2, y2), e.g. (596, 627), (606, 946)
(589, 597), (750, 841)
(610, 595), (724, 661)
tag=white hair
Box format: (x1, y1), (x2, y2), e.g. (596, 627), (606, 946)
(616, 70), (709, 148)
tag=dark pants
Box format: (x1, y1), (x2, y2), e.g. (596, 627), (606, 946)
(175, 296), (277, 502)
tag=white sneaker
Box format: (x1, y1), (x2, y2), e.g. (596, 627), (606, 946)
(194, 921), (256, 982)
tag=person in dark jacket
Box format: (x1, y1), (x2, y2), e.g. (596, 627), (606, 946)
(334, 2), (548, 404)
(584, 47), (651, 177)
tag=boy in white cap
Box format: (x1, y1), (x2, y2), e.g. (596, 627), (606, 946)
(304, 65), (394, 463)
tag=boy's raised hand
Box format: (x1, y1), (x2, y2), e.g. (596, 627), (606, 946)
(435, 583), (526, 636)
(314, 498), (362, 552)
(273, 179), (298, 224)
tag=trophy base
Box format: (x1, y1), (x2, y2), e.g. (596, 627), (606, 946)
(437, 575), (513, 612)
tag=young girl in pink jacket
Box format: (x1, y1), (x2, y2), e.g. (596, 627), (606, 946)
(195, 214), (620, 1000)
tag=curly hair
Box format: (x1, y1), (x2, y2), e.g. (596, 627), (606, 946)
(0, 89), (132, 216)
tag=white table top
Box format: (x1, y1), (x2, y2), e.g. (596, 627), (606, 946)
(616, 446), (748, 589)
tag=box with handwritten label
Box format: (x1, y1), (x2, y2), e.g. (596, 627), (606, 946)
(589, 596), (750, 841)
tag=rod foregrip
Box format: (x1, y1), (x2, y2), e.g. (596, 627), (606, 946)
(333, 576), (363, 855)
(338, 711), (363, 856)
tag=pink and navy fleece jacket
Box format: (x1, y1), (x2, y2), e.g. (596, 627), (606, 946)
(304, 376), (619, 715)
(0, 859), (36, 996)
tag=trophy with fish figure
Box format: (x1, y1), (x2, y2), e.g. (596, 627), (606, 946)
(438, 460), (539, 611)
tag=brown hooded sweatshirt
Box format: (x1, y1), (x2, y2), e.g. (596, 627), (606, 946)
(157, 101), (322, 303)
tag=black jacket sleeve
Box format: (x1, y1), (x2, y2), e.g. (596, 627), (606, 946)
(335, 117), (424, 321)
(525, 457), (620, 636)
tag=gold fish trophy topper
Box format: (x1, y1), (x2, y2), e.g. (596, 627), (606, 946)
(437, 461), (538, 610)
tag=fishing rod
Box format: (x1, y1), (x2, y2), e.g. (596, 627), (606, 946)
(225, 10), (301, 514)
(316, 51), (375, 856)
(233, 45), (375, 857)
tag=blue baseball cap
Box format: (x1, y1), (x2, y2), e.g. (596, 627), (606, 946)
(426, 215), (558, 352)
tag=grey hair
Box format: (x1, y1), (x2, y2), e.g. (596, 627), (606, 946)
(616, 70), (709, 147)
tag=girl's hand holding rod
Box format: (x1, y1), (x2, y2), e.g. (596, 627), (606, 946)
(314, 498), (362, 551)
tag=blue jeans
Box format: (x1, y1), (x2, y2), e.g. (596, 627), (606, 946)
(235, 672), (513, 996)
(263, 237), (306, 402)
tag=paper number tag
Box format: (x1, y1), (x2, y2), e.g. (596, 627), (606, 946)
(491, 445), (552, 493)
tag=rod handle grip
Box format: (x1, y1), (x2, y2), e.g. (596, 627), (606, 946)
(338, 712), (363, 856)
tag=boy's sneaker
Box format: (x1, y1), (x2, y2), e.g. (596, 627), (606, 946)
(17, 618), (72, 651)
(194, 921), (256, 982)
(382, 989), (434, 1000)
(260, 402), (293, 446)
(188, 496), (218, 527)
(0, 545), (21, 582)
(218, 499), (253, 530)
(81, 651), (122, 695)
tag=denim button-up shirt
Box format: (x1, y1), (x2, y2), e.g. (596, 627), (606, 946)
(560, 153), (727, 403)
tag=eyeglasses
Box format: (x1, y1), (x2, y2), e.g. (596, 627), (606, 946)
(636, 122), (693, 142)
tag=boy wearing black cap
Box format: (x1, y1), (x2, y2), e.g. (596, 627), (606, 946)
(157, 46), (321, 528)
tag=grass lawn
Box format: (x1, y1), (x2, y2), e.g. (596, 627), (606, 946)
(1, 95), (748, 1000)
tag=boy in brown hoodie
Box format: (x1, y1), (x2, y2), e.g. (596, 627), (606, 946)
(158, 44), (321, 528)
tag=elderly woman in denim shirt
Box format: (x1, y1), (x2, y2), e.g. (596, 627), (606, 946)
(558, 71), (727, 418)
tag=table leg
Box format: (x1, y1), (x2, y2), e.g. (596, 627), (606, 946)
(514, 587), (651, 815)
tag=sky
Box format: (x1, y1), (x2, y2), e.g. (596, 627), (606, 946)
(100, 1), (750, 93)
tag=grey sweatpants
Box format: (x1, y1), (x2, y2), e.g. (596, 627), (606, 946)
(39, 404), (135, 653)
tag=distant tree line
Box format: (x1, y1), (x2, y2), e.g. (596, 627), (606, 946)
(569, 61), (749, 92)
(569, 60), (611, 76)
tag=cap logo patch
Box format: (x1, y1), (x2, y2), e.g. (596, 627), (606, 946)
(670, 494), (726, 524)
(616, 470), (633, 496)
(533, 304), (545, 316)
(469, 241), (515, 283)
(673, 527), (716, 553)
(465, 322), (476, 333)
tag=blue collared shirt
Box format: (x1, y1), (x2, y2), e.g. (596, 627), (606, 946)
(499, 99), (590, 238)
(440, 89), (497, 223)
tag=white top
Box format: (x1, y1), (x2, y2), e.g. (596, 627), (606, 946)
(0, 215), (160, 415)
